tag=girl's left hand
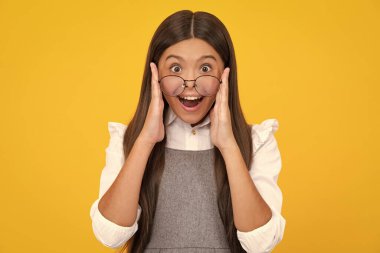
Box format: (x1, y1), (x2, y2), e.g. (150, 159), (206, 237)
(210, 67), (237, 151)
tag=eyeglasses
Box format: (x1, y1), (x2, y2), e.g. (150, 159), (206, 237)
(158, 74), (222, 97)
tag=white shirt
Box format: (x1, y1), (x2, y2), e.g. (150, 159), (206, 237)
(90, 106), (286, 252)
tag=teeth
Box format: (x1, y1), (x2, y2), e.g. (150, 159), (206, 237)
(179, 96), (202, 100)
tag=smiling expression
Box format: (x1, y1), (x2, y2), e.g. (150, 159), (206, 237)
(157, 38), (225, 127)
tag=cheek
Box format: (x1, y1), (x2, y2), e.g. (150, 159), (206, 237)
(163, 94), (179, 106)
(203, 95), (217, 109)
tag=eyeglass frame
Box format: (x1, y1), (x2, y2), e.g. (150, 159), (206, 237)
(157, 74), (223, 97)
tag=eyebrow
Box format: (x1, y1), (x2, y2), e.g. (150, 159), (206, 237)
(165, 54), (217, 62)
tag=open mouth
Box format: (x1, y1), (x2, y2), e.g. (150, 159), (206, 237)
(177, 96), (204, 108)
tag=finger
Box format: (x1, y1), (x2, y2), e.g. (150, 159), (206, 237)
(215, 89), (221, 121)
(210, 105), (218, 129)
(150, 62), (160, 99)
(221, 67), (230, 116)
(150, 62), (158, 87)
(221, 67), (229, 107)
(214, 86), (220, 113)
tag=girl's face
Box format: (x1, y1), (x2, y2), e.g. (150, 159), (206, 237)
(158, 38), (225, 127)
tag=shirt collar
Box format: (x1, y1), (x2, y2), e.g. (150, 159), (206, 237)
(164, 106), (211, 129)
(164, 106), (213, 151)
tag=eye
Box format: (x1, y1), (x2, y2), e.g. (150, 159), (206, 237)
(201, 64), (212, 72)
(169, 64), (181, 73)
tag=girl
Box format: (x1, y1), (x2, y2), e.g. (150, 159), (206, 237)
(90, 10), (286, 253)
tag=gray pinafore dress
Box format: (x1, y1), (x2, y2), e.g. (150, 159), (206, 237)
(144, 147), (231, 252)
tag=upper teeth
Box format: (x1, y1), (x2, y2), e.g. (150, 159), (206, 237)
(180, 96), (202, 100)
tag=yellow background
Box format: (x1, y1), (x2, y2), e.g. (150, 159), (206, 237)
(0, 0), (378, 252)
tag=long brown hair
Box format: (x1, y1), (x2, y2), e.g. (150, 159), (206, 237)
(118, 10), (253, 253)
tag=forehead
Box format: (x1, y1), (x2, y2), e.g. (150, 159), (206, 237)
(159, 38), (223, 64)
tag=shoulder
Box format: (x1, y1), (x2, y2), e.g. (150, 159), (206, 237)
(250, 118), (279, 155)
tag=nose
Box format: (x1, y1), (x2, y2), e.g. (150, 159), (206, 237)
(180, 78), (201, 96)
(184, 79), (196, 89)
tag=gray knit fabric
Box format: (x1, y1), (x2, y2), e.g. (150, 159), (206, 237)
(144, 147), (231, 252)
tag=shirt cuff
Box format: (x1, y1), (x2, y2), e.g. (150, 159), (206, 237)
(236, 208), (286, 253)
(90, 199), (141, 248)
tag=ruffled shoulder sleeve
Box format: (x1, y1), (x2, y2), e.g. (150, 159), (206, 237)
(252, 118), (279, 155)
(108, 121), (128, 137)
(101, 121), (128, 197)
(106, 121), (128, 154)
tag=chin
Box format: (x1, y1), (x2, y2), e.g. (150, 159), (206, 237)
(177, 113), (203, 124)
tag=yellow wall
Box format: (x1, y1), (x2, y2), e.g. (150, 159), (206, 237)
(0, 0), (378, 252)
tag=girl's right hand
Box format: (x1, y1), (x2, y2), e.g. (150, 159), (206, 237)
(138, 62), (165, 146)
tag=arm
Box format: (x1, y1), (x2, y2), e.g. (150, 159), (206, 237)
(90, 122), (154, 248)
(220, 119), (286, 253)
(98, 134), (154, 227)
(220, 140), (272, 232)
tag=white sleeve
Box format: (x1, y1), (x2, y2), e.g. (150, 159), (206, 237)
(89, 121), (142, 248)
(236, 119), (286, 253)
